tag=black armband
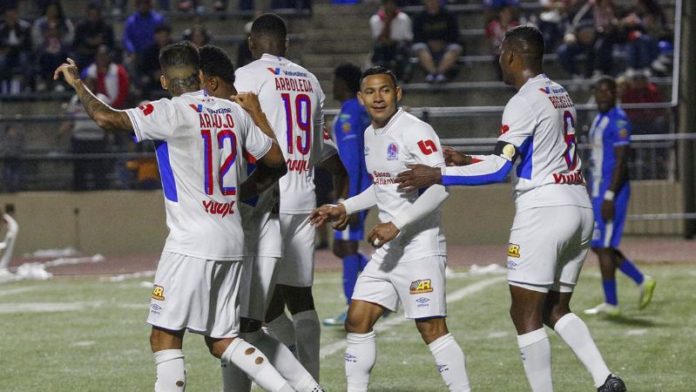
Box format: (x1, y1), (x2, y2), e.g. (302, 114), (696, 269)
(493, 141), (519, 162)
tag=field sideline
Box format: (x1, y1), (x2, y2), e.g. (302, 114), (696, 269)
(1, 262), (693, 392)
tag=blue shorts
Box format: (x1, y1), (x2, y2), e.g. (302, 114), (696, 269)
(334, 210), (367, 242)
(591, 186), (630, 249)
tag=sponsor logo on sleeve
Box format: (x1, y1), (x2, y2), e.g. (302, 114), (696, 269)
(410, 279), (433, 294)
(138, 103), (154, 116)
(417, 139), (438, 155)
(151, 285), (165, 301)
(500, 124), (510, 135)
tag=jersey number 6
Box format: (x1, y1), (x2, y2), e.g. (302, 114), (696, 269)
(281, 93), (312, 155)
(201, 129), (238, 196)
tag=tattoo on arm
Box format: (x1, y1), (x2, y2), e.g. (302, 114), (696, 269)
(75, 81), (133, 131)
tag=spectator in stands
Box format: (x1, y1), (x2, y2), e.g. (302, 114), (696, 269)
(122, 0), (165, 69)
(412, 0), (462, 83)
(485, 5), (519, 80)
(557, 0), (617, 79)
(621, 70), (668, 134)
(59, 78), (110, 191)
(81, 44), (130, 108)
(536, 0), (579, 52)
(0, 5), (33, 94)
(72, 1), (115, 69)
(137, 23), (172, 99)
(32, 0), (74, 91)
(369, 0), (413, 81)
(1, 124), (24, 193)
(619, 0), (670, 76)
(182, 24), (211, 48)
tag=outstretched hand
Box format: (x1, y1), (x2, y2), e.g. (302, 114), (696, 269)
(395, 164), (442, 192)
(309, 203), (349, 230)
(53, 58), (81, 89)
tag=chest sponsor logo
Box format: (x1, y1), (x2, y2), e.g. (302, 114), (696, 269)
(151, 285), (165, 301)
(410, 279), (433, 294)
(508, 243), (521, 258)
(387, 143), (399, 160)
(203, 200), (236, 218)
(372, 170), (394, 185)
(417, 139), (438, 155)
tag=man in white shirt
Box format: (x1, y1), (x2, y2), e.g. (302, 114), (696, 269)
(311, 67), (471, 392)
(199, 44), (325, 392)
(234, 13), (347, 380)
(54, 41), (295, 392)
(369, 0), (413, 80)
(395, 26), (626, 392)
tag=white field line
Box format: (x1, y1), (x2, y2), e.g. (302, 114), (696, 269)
(319, 276), (503, 359)
(0, 301), (145, 314)
(0, 287), (34, 297)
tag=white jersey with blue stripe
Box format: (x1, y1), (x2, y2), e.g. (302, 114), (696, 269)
(125, 90), (273, 260)
(588, 106), (632, 198)
(235, 54), (336, 214)
(441, 74), (591, 211)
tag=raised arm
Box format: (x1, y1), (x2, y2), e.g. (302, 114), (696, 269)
(53, 58), (132, 132)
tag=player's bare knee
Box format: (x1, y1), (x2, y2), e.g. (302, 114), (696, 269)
(415, 317), (448, 344)
(205, 336), (234, 358)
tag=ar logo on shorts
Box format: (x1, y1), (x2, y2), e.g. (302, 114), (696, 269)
(152, 285), (165, 301)
(410, 279), (433, 294)
(508, 243), (521, 258)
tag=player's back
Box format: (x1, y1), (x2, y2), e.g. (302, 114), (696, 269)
(503, 74), (590, 209)
(235, 54), (329, 214)
(126, 91), (270, 260)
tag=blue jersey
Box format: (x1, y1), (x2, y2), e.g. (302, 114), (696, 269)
(333, 98), (371, 198)
(588, 107), (631, 199)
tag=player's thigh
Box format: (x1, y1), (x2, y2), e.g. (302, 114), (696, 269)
(351, 259), (400, 312)
(507, 207), (580, 289)
(240, 255), (280, 321)
(392, 256), (447, 319)
(277, 213), (315, 287)
(148, 252), (242, 338)
(554, 207), (593, 293)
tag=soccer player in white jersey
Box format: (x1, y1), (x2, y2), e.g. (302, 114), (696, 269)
(199, 44), (325, 392)
(396, 26), (627, 392)
(0, 204), (19, 273)
(234, 13), (347, 380)
(311, 67), (471, 392)
(53, 42), (296, 392)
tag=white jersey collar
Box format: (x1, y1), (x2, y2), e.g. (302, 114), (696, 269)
(261, 53), (288, 64)
(373, 108), (404, 134)
(519, 73), (549, 93)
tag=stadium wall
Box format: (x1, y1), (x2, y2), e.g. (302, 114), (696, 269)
(0, 181), (684, 256)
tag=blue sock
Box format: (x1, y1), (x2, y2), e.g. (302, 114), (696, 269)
(343, 254), (363, 304)
(618, 259), (644, 285)
(602, 279), (618, 305)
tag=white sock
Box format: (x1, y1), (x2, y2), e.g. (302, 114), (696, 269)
(345, 331), (376, 392)
(244, 329), (323, 392)
(554, 313), (611, 387)
(153, 349), (186, 392)
(517, 328), (553, 392)
(292, 309), (321, 380)
(220, 338), (293, 392)
(428, 333), (471, 392)
(266, 313), (298, 356)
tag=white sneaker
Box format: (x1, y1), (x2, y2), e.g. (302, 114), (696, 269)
(584, 303), (620, 316)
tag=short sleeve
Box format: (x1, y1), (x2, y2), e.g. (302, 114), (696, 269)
(125, 98), (178, 142)
(403, 123), (445, 168)
(234, 67), (260, 94)
(611, 114), (632, 146)
(239, 110), (273, 160)
(498, 96), (536, 147)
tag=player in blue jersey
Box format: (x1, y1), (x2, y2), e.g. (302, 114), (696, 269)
(584, 76), (656, 316)
(322, 63), (373, 327)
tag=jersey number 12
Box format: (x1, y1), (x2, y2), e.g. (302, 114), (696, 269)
(201, 129), (238, 196)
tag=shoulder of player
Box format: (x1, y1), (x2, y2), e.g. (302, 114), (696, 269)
(397, 111), (436, 138)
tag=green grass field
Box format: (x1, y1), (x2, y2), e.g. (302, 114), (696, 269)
(0, 264), (693, 391)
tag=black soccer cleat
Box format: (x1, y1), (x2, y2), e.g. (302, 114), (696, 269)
(597, 374), (627, 392)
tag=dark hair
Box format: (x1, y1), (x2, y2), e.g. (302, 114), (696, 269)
(250, 13), (287, 42)
(334, 63), (362, 95)
(504, 25), (544, 63)
(594, 75), (617, 92)
(199, 44), (236, 86)
(360, 66), (397, 89)
(159, 41), (199, 71)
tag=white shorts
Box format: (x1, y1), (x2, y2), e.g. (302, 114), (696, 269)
(506, 205), (593, 293)
(352, 255), (447, 319)
(242, 207), (282, 258)
(147, 251), (242, 338)
(277, 213), (315, 287)
(240, 255), (280, 321)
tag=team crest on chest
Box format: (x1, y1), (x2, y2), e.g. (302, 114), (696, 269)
(386, 143), (399, 160)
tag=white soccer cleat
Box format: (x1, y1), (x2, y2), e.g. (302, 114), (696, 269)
(584, 303), (620, 316)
